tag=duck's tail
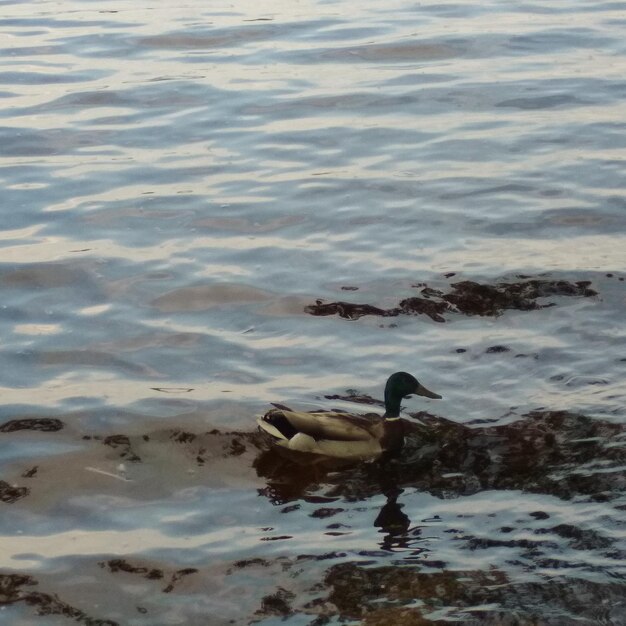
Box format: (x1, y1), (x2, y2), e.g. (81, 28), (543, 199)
(257, 409), (297, 441)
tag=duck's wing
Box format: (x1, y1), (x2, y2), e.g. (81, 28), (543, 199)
(284, 432), (383, 460)
(259, 408), (381, 442)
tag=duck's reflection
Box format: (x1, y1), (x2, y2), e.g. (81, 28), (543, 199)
(373, 489), (411, 549)
(253, 448), (416, 553)
(373, 461), (412, 549)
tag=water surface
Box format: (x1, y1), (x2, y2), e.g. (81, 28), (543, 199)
(0, 0), (625, 624)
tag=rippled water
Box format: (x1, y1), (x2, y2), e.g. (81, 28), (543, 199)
(1, 0), (625, 624)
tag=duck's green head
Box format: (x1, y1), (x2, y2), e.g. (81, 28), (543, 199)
(384, 371), (441, 418)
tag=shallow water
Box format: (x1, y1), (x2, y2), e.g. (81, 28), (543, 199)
(0, 0), (625, 624)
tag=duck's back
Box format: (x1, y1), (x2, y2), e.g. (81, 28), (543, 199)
(259, 408), (383, 442)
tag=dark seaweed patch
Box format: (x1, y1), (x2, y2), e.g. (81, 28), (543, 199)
(323, 393), (384, 407)
(0, 573), (117, 625)
(162, 568), (198, 593)
(396, 410), (626, 502)
(233, 558), (271, 569)
(398, 296), (448, 322)
(170, 430), (196, 443)
(306, 300), (399, 320)
(310, 507), (345, 519)
(0, 480), (29, 504)
(536, 524), (613, 550)
(100, 559), (197, 593)
(97, 428), (264, 469)
(103, 435), (141, 462)
(257, 587), (294, 618)
(100, 559), (164, 580)
(529, 510), (550, 520)
(229, 437), (247, 455)
(321, 563), (625, 625)
(485, 345), (510, 353)
(0, 418), (64, 432)
(21, 466), (38, 478)
(306, 277), (597, 322)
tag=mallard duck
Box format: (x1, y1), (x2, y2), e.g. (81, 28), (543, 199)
(257, 372), (441, 460)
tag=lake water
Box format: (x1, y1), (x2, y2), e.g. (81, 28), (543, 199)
(0, 0), (625, 624)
